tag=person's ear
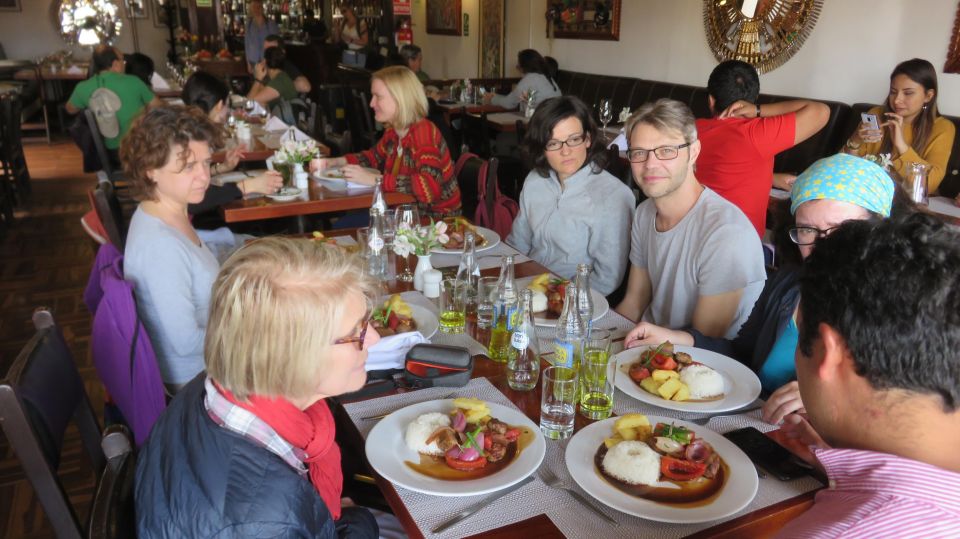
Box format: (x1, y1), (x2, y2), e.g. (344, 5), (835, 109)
(708, 95), (716, 115)
(816, 322), (848, 382)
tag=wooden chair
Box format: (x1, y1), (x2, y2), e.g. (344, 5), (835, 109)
(345, 88), (376, 152)
(83, 109), (123, 184)
(0, 308), (105, 539)
(459, 110), (491, 158)
(0, 93), (31, 201)
(91, 181), (126, 250)
(454, 153), (499, 220)
(87, 426), (136, 539)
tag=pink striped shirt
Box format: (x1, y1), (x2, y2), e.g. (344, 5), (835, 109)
(775, 447), (960, 538)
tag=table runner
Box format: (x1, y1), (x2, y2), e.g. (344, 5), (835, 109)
(345, 378), (823, 539)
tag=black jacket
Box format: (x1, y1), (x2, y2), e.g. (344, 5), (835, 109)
(136, 376), (377, 538)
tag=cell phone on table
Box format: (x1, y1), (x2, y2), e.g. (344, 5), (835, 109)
(861, 112), (881, 131)
(723, 426), (810, 481)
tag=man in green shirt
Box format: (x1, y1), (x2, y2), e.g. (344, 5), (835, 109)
(66, 46), (160, 150)
(400, 45), (431, 82)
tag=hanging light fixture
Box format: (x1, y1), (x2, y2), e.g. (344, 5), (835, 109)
(59, 0), (122, 46)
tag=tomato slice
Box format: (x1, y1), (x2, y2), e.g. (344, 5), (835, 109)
(650, 354), (677, 371)
(629, 365), (651, 382)
(504, 428), (520, 442)
(445, 454), (488, 471)
(660, 456), (706, 481)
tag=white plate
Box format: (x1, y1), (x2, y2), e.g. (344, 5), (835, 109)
(430, 225), (501, 255)
(267, 187), (302, 202)
(214, 169), (265, 184)
(515, 276), (609, 327)
(365, 399), (546, 496)
(406, 304), (439, 340)
(314, 166), (381, 183)
(565, 416), (758, 523)
(613, 345), (762, 413)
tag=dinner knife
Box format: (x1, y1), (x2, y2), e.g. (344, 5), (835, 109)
(431, 475), (535, 533)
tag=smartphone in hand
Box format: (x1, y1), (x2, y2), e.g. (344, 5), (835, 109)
(861, 112), (881, 131)
(723, 426), (812, 481)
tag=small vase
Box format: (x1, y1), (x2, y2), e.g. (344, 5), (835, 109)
(413, 255), (433, 292)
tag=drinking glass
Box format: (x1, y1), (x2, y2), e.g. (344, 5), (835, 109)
(381, 212), (397, 280)
(540, 366), (578, 440)
(579, 329), (615, 420)
(599, 99), (613, 140)
(472, 276), (498, 347)
(439, 279), (467, 334)
(394, 204), (419, 282)
(274, 161), (293, 189)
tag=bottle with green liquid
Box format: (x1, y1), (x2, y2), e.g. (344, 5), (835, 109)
(487, 255), (517, 363)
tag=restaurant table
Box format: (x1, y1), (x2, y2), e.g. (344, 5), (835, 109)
(220, 180), (415, 223)
(485, 111), (528, 133)
(434, 101), (508, 126)
(327, 233), (825, 539)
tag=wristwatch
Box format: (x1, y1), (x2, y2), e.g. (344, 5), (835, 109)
(755, 104), (762, 118)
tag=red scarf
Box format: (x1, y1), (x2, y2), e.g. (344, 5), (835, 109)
(216, 383), (343, 520)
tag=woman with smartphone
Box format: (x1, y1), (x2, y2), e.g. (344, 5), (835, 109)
(843, 58), (955, 194)
(624, 154), (895, 425)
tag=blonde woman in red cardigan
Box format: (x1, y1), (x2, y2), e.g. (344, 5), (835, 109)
(312, 66), (461, 217)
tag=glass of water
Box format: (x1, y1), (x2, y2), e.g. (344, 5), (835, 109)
(439, 279), (467, 334)
(394, 204), (419, 282)
(579, 329), (614, 420)
(472, 276), (498, 346)
(540, 366), (578, 440)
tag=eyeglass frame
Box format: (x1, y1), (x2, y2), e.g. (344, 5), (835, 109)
(544, 132), (589, 152)
(788, 225), (842, 246)
(626, 142), (693, 163)
(333, 315), (371, 350)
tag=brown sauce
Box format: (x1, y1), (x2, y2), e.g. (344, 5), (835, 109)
(618, 364), (725, 402)
(593, 444), (728, 507)
(405, 426), (536, 481)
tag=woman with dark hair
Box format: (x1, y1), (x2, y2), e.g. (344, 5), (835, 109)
(180, 72), (282, 215)
(337, 5), (369, 50)
(248, 46), (297, 109)
(124, 52), (154, 87)
(844, 58), (955, 194)
(507, 95), (634, 295)
(484, 49), (561, 110)
(121, 106), (247, 392)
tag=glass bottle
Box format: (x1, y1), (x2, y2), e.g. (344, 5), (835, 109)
(366, 208), (386, 279)
(370, 176), (387, 215)
(488, 255), (518, 363)
(456, 232), (480, 333)
(553, 284), (585, 373)
(507, 289), (541, 391)
(907, 162), (929, 206)
(524, 89), (538, 119)
(574, 264), (594, 336)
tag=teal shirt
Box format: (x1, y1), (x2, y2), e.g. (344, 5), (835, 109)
(757, 317), (799, 393)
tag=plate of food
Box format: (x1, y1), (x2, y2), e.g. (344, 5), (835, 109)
(519, 274), (609, 327)
(565, 413), (758, 523)
(267, 186), (302, 202)
(369, 294), (438, 340)
(314, 166), (380, 184)
(365, 398), (546, 496)
(613, 342), (761, 413)
(430, 217), (500, 254)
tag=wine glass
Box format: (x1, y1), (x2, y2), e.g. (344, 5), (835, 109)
(394, 204), (420, 282)
(599, 99), (613, 141)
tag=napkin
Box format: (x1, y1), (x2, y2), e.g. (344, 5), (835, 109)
(281, 126), (312, 142)
(66, 65), (84, 75)
(151, 72), (171, 90)
(264, 116), (289, 132)
(365, 331), (429, 371)
(607, 129), (627, 151)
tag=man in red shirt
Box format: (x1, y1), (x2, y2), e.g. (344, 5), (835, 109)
(695, 61), (829, 236)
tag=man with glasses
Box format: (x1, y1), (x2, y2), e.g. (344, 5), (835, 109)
(615, 99), (765, 340)
(695, 60), (829, 237)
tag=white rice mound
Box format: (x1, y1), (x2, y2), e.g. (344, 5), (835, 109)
(680, 364), (725, 399)
(404, 412), (452, 456)
(531, 290), (548, 312)
(602, 441), (661, 486)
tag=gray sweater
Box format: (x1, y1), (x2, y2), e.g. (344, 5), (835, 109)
(507, 164), (635, 295)
(490, 73), (561, 110)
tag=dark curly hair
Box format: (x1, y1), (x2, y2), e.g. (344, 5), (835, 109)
(522, 95), (607, 178)
(119, 105), (225, 201)
(707, 60), (760, 113)
(797, 212), (960, 412)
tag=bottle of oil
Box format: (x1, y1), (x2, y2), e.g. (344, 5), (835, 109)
(487, 255), (517, 363)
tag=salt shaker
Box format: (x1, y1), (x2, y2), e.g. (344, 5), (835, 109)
(423, 269), (443, 299)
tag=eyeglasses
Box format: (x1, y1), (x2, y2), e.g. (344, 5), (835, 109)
(626, 142), (692, 163)
(788, 226), (842, 246)
(333, 316), (370, 350)
(545, 133), (587, 152)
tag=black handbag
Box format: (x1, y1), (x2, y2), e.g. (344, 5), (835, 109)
(403, 344), (473, 388)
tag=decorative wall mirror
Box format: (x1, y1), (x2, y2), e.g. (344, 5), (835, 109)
(945, 2), (960, 73)
(703, 0), (822, 73)
(546, 0), (621, 41)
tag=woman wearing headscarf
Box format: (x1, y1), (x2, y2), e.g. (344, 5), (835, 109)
(624, 153), (896, 424)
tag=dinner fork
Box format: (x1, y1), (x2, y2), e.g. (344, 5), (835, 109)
(538, 467), (617, 524)
(682, 404), (764, 426)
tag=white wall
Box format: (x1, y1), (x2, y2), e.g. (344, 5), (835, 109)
(418, 0), (960, 115)
(0, 0), (170, 69)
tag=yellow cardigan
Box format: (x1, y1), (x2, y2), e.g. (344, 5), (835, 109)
(850, 106), (956, 194)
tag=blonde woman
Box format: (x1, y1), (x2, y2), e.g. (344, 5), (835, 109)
(136, 237), (381, 538)
(311, 66), (460, 217)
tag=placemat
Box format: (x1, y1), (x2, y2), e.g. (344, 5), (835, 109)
(430, 242), (530, 270)
(400, 291), (488, 357)
(344, 378), (823, 539)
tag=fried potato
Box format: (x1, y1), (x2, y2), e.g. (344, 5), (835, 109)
(639, 377), (661, 395)
(528, 273), (551, 294)
(652, 369), (679, 383)
(452, 397), (488, 411)
(657, 379), (684, 400)
(671, 384), (690, 402)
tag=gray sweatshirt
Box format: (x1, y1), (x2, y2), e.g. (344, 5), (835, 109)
(490, 72), (561, 110)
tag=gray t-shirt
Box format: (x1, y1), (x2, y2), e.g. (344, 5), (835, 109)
(124, 207), (239, 385)
(490, 72), (561, 110)
(629, 187), (765, 338)
(507, 164), (635, 295)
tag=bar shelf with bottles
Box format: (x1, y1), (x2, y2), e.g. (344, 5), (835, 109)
(220, 0), (325, 51)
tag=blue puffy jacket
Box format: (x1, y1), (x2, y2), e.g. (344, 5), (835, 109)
(135, 376), (375, 538)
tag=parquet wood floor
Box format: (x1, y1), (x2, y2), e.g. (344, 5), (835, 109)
(0, 141), (104, 538)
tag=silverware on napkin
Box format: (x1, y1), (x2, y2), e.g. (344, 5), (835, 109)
(431, 475), (535, 533)
(359, 391), (455, 421)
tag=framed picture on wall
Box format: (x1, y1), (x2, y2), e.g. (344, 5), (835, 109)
(153, 0), (172, 28)
(125, 0), (148, 19)
(426, 0), (462, 36)
(0, 0), (21, 12)
(479, 0), (504, 78)
(548, 0), (621, 41)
